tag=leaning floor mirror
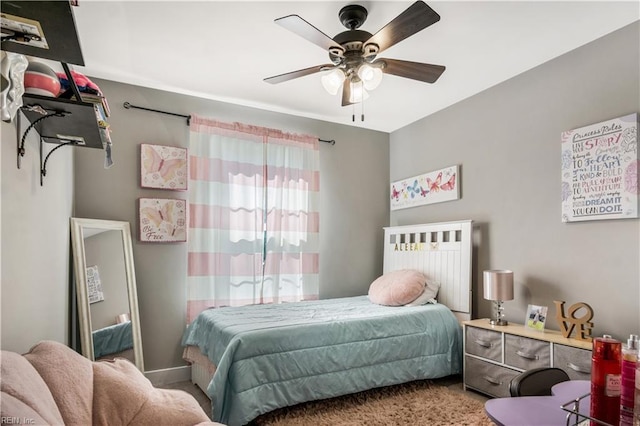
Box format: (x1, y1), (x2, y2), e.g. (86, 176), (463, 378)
(70, 218), (144, 372)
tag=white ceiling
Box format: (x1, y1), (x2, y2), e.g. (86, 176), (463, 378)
(72, 1), (639, 133)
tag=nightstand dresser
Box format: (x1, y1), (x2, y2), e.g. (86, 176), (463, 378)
(462, 319), (592, 397)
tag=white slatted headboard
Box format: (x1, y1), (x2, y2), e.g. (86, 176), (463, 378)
(383, 220), (473, 322)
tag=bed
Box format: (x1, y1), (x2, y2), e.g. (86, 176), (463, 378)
(182, 220), (473, 425)
(92, 320), (134, 360)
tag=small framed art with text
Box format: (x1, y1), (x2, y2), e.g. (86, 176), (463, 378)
(138, 198), (187, 242)
(561, 113), (638, 222)
(86, 265), (104, 304)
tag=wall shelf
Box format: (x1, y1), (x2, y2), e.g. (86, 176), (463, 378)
(20, 94), (104, 149)
(0, 1), (85, 65)
(17, 93), (106, 186)
(2, 1), (110, 185)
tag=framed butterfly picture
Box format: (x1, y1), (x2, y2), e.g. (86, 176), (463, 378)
(138, 198), (187, 242)
(390, 165), (460, 211)
(140, 143), (188, 190)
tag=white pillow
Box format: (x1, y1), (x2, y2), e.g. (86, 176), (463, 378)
(404, 280), (440, 306)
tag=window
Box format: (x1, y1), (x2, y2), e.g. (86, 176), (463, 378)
(186, 116), (319, 322)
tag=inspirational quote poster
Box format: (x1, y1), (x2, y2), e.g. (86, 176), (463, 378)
(86, 265), (104, 304)
(561, 113), (638, 222)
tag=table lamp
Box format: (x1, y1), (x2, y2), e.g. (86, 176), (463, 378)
(483, 270), (514, 326)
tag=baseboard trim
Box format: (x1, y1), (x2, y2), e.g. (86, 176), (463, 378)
(145, 365), (191, 386)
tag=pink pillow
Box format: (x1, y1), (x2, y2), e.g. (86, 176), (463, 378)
(368, 269), (427, 306)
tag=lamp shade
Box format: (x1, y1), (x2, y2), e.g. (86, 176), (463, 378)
(348, 81), (369, 103)
(357, 63), (383, 91)
(483, 270), (514, 301)
(321, 68), (345, 95)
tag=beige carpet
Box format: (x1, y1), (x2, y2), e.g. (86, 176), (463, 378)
(250, 379), (493, 426)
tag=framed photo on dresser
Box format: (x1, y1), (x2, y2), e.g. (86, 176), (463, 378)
(525, 304), (548, 331)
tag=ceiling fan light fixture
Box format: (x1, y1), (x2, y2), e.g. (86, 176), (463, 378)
(266, 1), (446, 114)
(321, 68), (345, 95)
(357, 63), (383, 91)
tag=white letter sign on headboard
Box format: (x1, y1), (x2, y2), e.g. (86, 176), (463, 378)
(383, 220), (473, 322)
(561, 113), (638, 222)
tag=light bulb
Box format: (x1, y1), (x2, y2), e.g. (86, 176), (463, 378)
(321, 68), (345, 95)
(348, 81), (369, 103)
(357, 64), (383, 91)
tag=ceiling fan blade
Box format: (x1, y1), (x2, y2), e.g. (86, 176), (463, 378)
(341, 82), (354, 107)
(364, 1), (440, 55)
(275, 15), (345, 54)
(264, 64), (335, 84)
(376, 58), (445, 83)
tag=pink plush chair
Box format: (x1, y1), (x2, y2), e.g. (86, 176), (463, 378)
(1, 341), (224, 425)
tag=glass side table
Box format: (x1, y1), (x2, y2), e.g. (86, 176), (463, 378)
(560, 392), (614, 426)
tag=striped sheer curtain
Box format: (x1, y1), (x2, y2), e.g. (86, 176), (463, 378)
(186, 115), (319, 323)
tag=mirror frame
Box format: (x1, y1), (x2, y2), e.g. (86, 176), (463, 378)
(70, 217), (144, 372)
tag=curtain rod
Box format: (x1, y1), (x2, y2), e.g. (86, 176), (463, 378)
(122, 102), (336, 145)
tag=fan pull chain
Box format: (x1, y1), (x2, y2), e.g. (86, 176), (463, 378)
(352, 102), (355, 122)
(361, 91), (365, 122)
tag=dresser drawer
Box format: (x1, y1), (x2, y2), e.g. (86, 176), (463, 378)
(465, 326), (502, 362)
(505, 334), (550, 370)
(554, 344), (592, 380)
(465, 355), (520, 398)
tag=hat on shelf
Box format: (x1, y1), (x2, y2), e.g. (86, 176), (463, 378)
(24, 61), (60, 97)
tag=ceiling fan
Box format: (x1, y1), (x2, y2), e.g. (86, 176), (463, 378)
(264, 1), (445, 109)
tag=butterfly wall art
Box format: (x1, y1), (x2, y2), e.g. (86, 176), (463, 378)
(390, 165), (460, 211)
(140, 144), (188, 190)
(138, 198), (187, 242)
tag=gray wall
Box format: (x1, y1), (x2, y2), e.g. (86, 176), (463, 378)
(390, 22), (640, 340)
(73, 80), (390, 370)
(1, 120), (74, 354)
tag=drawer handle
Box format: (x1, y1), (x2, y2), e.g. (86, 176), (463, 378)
(516, 350), (539, 360)
(567, 362), (590, 374)
(474, 339), (493, 348)
(483, 376), (502, 386)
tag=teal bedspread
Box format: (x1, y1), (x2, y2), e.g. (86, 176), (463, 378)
(182, 296), (462, 425)
(92, 321), (133, 358)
